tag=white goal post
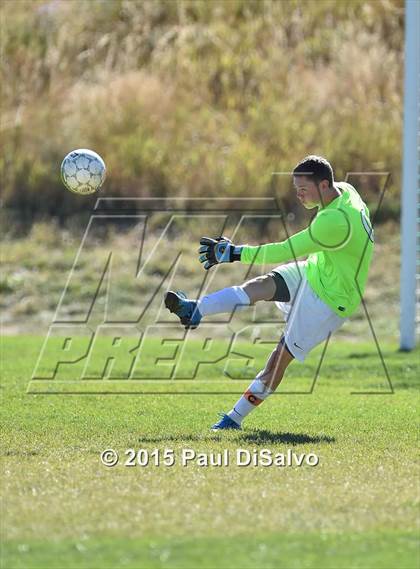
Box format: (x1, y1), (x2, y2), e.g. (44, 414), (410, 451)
(400, 0), (420, 350)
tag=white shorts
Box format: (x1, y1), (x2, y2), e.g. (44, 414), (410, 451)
(274, 262), (347, 362)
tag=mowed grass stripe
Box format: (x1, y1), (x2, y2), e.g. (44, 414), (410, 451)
(2, 532), (419, 569)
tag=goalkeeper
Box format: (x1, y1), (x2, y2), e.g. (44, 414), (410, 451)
(165, 156), (374, 431)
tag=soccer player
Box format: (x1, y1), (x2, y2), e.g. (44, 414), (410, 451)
(165, 156), (374, 430)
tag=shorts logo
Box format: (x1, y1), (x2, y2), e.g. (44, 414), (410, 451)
(293, 342), (303, 350)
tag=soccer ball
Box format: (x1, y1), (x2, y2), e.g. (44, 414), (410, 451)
(61, 149), (106, 195)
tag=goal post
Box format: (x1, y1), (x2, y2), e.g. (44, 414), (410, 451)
(400, 0), (420, 350)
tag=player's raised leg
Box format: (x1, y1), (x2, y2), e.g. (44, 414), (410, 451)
(211, 337), (294, 430)
(164, 273), (279, 329)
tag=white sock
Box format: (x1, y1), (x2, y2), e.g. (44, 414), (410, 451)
(197, 286), (251, 317)
(228, 378), (273, 425)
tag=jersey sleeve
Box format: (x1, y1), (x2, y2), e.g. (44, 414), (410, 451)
(240, 208), (351, 265)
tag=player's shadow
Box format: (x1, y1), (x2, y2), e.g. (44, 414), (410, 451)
(138, 431), (335, 445)
(238, 430), (336, 446)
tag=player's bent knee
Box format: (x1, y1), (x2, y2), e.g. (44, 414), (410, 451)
(279, 337), (295, 361)
(257, 346), (292, 387)
(242, 274), (277, 304)
(264, 343), (293, 375)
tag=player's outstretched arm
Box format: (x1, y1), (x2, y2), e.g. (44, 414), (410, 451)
(198, 236), (243, 270)
(198, 225), (331, 269)
(198, 210), (350, 269)
(240, 209), (351, 265)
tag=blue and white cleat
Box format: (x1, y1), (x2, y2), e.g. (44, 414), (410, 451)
(164, 290), (202, 330)
(211, 413), (241, 431)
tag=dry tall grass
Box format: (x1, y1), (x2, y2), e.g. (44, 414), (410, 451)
(1, 0), (404, 227)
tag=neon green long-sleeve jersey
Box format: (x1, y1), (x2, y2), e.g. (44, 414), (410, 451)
(240, 182), (374, 317)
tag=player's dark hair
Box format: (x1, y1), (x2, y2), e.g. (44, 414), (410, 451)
(293, 155), (334, 186)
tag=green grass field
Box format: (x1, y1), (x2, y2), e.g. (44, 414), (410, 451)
(1, 336), (419, 569)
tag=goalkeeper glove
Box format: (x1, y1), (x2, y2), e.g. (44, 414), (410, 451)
(198, 236), (242, 270)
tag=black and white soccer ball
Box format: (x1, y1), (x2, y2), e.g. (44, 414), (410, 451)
(61, 148), (106, 195)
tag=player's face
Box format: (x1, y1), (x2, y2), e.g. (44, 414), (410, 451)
(293, 176), (325, 209)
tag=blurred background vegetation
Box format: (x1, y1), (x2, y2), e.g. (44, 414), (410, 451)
(1, 0), (404, 230)
(0, 0), (404, 336)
